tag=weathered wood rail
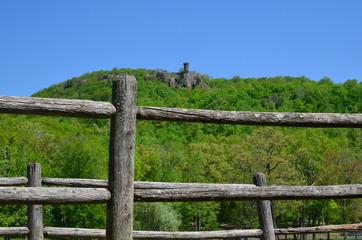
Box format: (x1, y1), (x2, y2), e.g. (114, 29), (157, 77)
(0, 187), (111, 204)
(133, 184), (362, 202)
(1, 224), (361, 239)
(2, 177), (360, 202)
(1, 96), (362, 128)
(0, 75), (361, 240)
(0, 227), (29, 237)
(44, 179), (362, 201)
(0, 95), (116, 118)
(137, 107), (362, 128)
(43, 228), (264, 239)
(274, 223), (362, 234)
(0, 177), (28, 186)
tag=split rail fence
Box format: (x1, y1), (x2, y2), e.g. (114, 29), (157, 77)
(0, 75), (361, 240)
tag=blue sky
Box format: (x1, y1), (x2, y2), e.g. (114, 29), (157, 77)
(1, 1), (362, 97)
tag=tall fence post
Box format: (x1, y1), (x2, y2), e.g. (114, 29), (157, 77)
(27, 163), (43, 240)
(253, 172), (276, 240)
(107, 75), (137, 240)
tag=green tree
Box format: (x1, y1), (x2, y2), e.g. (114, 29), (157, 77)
(229, 127), (304, 227)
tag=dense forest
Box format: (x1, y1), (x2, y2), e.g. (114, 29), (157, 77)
(1, 68), (361, 232)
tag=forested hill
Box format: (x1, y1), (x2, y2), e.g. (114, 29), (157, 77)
(33, 68), (362, 113)
(1, 68), (361, 231)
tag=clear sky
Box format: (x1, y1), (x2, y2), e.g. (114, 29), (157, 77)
(1, 1), (362, 97)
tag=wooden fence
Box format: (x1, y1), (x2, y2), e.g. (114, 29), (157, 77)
(0, 74), (361, 240)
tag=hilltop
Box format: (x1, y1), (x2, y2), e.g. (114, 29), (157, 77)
(33, 66), (361, 114)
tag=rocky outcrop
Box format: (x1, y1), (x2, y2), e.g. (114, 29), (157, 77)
(97, 74), (127, 81)
(175, 71), (209, 89)
(63, 79), (89, 89)
(156, 64), (209, 89)
(156, 72), (174, 85)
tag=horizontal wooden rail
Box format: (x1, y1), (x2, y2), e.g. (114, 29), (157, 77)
(42, 177), (108, 187)
(0, 187), (111, 204)
(135, 230), (263, 239)
(137, 107), (362, 128)
(5, 178), (362, 202)
(0, 227), (29, 236)
(135, 182), (256, 189)
(2, 95), (362, 127)
(43, 228), (263, 239)
(274, 223), (362, 234)
(2, 224), (360, 238)
(44, 227), (106, 239)
(0, 177), (28, 186)
(41, 224), (362, 239)
(39, 178), (362, 201)
(0, 95), (116, 118)
(42, 178), (255, 189)
(134, 184), (362, 202)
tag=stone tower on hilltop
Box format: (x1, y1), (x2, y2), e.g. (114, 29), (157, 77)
(183, 62), (190, 72)
(156, 63), (209, 89)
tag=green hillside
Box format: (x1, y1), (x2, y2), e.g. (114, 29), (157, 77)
(1, 68), (361, 231)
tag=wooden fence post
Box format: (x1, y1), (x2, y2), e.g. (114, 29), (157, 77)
(27, 163), (43, 240)
(253, 172), (276, 240)
(107, 75), (137, 240)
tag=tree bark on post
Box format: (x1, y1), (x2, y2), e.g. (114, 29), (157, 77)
(253, 173), (276, 240)
(27, 163), (43, 240)
(270, 201), (279, 240)
(300, 200), (306, 240)
(312, 206), (316, 240)
(107, 75), (137, 240)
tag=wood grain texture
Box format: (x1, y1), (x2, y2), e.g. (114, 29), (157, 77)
(0, 95), (116, 118)
(254, 173), (276, 240)
(42, 178), (255, 189)
(137, 107), (362, 128)
(135, 181), (255, 189)
(0, 187), (111, 204)
(274, 223), (362, 234)
(17, 177), (362, 202)
(43, 228), (263, 239)
(134, 184), (362, 202)
(27, 163), (43, 240)
(134, 230), (263, 239)
(42, 177), (108, 188)
(37, 224), (362, 239)
(44, 227), (106, 238)
(0, 177), (28, 186)
(0, 227), (29, 236)
(2, 95), (361, 127)
(107, 75), (137, 240)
